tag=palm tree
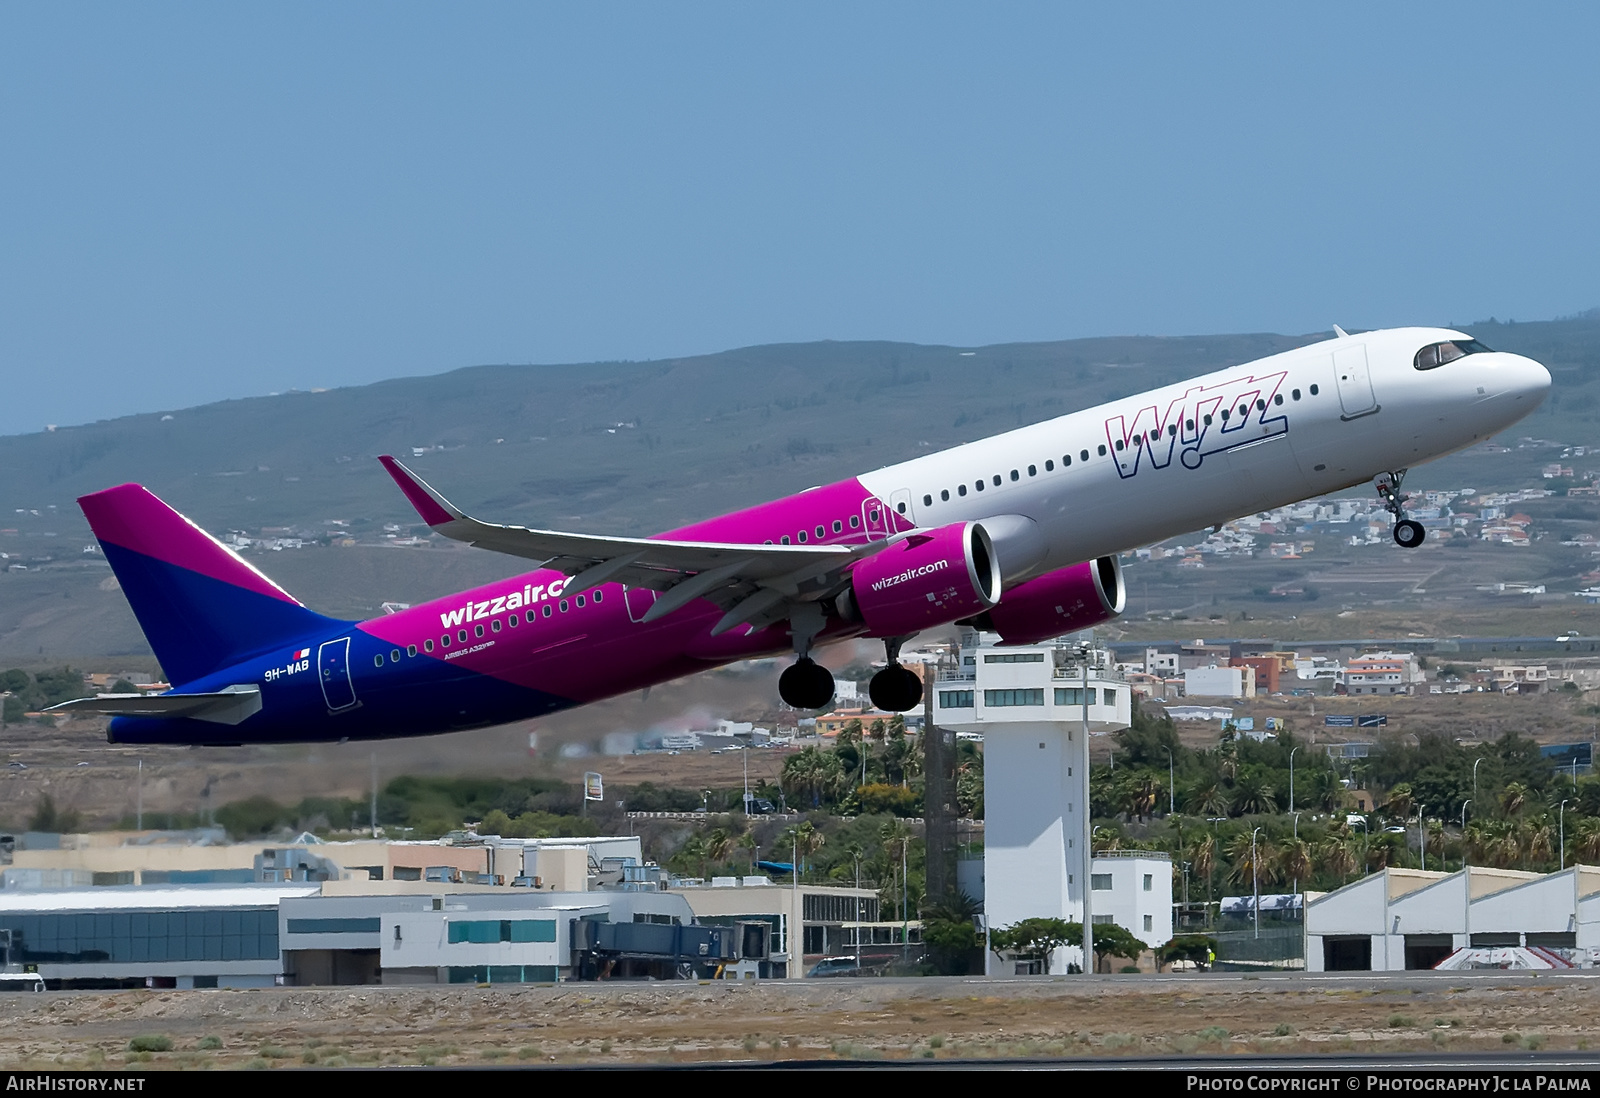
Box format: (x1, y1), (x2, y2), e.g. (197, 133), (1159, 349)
(1382, 782), (1414, 823)
(1318, 837), (1358, 885)
(1225, 830), (1273, 889)
(1500, 781), (1529, 819)
(705, 827), (737, 871)
(1189, 833), (1217, 903)
(1230, 772), (1278, 817)
(1185, 782), (1229, 818)
(1573, 816), (1600, 864)
(1276, 838), (1312, 890)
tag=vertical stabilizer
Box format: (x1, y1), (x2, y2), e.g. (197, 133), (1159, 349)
(79, 484), (345, 686)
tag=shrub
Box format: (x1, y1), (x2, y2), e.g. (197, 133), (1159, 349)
(197, 1036), (223, 1050)
(127, 1035), (172, 1053)
(1197, 1026), (1230, 1043)
(1387, 1015), (1414, 1028)
(1273, 1024), (1294, 1037)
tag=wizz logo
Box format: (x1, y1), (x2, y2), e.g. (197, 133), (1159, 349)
(1104, 370), (1289, 480)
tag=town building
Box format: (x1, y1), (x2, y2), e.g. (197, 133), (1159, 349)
(1183, 665), (1256, 699)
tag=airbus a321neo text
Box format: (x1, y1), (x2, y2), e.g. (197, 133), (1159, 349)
(54, 328), (1551, 744)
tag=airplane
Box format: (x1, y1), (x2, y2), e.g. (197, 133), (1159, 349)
(52, 327), (1551, 745)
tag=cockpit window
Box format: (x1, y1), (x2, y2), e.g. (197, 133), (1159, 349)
(1415, 339), (1493, 370)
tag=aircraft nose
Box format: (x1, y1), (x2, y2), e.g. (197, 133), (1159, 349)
(1503, 353), (1553, 403)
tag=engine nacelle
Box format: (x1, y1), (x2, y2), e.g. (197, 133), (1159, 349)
(840, 522), (1000, 637)
(974, 556), (1126, 645)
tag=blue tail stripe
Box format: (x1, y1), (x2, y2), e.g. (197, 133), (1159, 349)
(102, 542), (345, 686)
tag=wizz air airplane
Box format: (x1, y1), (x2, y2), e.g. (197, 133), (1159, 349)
(55, 328), (1550, 744)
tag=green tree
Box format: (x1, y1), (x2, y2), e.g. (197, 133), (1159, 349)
(920, 892), (982, 975)
(991, 917), (1076, 974)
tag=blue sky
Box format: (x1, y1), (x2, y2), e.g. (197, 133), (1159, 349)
(2, 4), (1596, 436)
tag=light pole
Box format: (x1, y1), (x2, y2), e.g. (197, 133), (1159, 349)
(1080, 639), (1093, 974)
(1251, 826), (1263, 939)
(1163, 746), (1176, 816)
(1460, 800), (1471, 872)
(1417, 805), (1426, 872)
(1473, 757), (1485, 803)
(1288, 745), (1300, 814)
(1561, 800), (1569, 871)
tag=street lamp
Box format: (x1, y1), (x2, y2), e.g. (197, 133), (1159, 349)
(1473, 757), (1485, 803)
(1251, 827), (1263, 939)
(1460, 800), (1471, 872)
(1417, 805), (1426, 872)
(1163, 746), (1176, 816)
(1288, 745), (1300, 814)
(1561, 800), (1569, 872)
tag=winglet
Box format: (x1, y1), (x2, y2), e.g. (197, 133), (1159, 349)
(1333, 325), (1350, 338)
(378, 456), (466, 527)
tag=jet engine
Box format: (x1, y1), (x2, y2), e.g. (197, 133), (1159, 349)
(838, 522), (1000, 637)
(969, 556), (1126, 645)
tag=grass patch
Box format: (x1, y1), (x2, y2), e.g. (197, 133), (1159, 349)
(259, 1044), (291, 1059)
(245, 1058), (270, 1070)
(1522, 1034), (1546, 1051)
(1503, 1032), (1519, 1044)
(127, 1035), (172, 1053)
(197, 1036), (223, 1050)
(1197, 1026), (1231, 1044)
(1273, 1024), (1294, 1037)
(1387, 1015), (1414, 1028)
(1102, 1033), (1137, 1049)
(518, 1045), (543, 1059)
(929, 1036), (944, 1049)
(743, 1035), (758, 1053)
(481, 1049), (507, 1060)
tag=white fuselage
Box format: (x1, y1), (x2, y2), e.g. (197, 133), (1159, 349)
(858, 327), (1551, 571)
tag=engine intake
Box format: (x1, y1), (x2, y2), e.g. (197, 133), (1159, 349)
(840, 522), (1000, 638)
(973, 556), (1126, 645)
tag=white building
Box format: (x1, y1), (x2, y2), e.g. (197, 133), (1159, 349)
(1090, 852), (1173, 949)
(934, 631), (1132, 973)
(1306, 866), (1600, 971)
(1184, 665), (1256, 699)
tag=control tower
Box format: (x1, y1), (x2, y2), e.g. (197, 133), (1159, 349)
(933, 630), (1130, 973)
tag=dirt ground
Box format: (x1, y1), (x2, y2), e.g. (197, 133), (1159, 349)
(2, 974), (1599, 1068)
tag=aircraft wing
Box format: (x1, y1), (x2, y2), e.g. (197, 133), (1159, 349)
(378, 456), (881, 633)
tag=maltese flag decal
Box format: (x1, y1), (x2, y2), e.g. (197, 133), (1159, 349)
(293, 648), (310, 661)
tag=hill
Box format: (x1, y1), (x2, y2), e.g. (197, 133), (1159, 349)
(3, 313), (1599, 665)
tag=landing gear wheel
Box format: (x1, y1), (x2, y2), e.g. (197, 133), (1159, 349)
(1392, 519), (1426, 548)
(779, 657), (835, 709)
(869, 664), (924, 712)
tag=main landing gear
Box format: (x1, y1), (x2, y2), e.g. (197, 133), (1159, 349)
(1375, 469), (1426, 549)
(868, 637), (924, 714)
(778, 604), (835, 710)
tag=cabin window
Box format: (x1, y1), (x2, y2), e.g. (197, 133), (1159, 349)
(507, 614), (518, 628)
(424, 639), (434, 653)
(560, 599), (569, 613)
(1096, 444), (1106, 456)
(815, 525), (825, 538)
(1079, 450), (1089, 462)
(458, 630), (468, 644)
(1045, 459), (1054, 471)
(1256, 399), (1266, 411)
(440, 635), (450, 648)
(1292, 389), (1301, 400)
(390, 649), (400, 662)
(832, 520), (842, 533)
(849, 516), (860, 529)
(1274, 394), (1283, 405)
(958, 484), (967, 496)
(526, 610), (536, 623)
(975, 480), (985, 492)
(781, 535), (790, 544)
(593, 590), (603, 603)
(923, 494), (932, 506)
(1310, 384), (1320, 395)
(1114, 439), (1124, 450)
(576, 595), (585, 608)
(542, 605), (552, 618)
(407, 644), (417, 656)
(797, 530), (807, 543)
(374, 655), (384, 667)
(940, 489), (950, 501)
(491, 619), (502, 633)
(897, 501), (907, 513)
(1011, 469), (1020, 481)
(1027, 465), (1036, 476)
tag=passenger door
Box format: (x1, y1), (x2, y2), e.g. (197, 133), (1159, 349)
(1333, 344), (1379, 420)
(318, 637), (357, 711)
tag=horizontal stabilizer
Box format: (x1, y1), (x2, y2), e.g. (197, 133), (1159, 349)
(47, 685), (262, 726)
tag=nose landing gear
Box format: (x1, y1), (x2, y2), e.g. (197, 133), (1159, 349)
(1375, 469), (1426, 548)
(867, 637), (924, 713)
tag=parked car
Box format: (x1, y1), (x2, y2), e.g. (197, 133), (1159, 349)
(807, 956), (863, 978)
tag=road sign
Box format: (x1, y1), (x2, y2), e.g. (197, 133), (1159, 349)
(1357, 714), (1388, 727)
(1324, 715), (1355, 727)
(584, 772), (604, 801)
